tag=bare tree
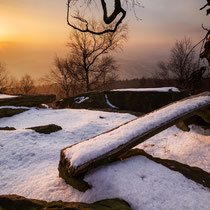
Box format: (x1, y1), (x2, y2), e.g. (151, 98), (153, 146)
(200, 34), (210, 66)
(18, 74), (35, 95)
(0, 63), (11, 93)
(155, 37), (198, 88)
(45, 57), (79, 97)
(95, 56), (118, 90)
(68, 22), (127, 91)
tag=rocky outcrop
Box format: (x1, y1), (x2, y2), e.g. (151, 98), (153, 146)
(0, 108), (29, 119)
(0, 94), (56, 107)
(0, 194), (132, 210)
(27, 124), (62, 134)
(56, 90), (189, 113)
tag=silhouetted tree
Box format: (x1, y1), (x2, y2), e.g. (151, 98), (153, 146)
(95, 56), (118, 90)
(155, 37), (198, 88)
(68, 22), (127, 91)
(0, 63), (11, 93)
(45, 57), (79, 97)
(18, 74), (35, 95)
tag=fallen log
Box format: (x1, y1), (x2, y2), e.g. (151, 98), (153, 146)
(0, 94), (56, 107)
(59, 92), (210, 178)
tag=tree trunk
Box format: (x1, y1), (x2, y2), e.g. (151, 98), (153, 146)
(85, 69), (90, 92)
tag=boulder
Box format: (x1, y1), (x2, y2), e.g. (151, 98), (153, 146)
(27, 124), (62, 134)
(56, 90), (189, 113)
(0, 94), (56, 107)
(0, 194), (132, 210)
(0, 108), (29, 119)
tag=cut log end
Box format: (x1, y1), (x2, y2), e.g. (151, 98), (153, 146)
(58, 149), (91, 192)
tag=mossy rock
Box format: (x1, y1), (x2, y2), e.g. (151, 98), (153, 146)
(0, 194), (132, 210)
(27, 124), (62, 134)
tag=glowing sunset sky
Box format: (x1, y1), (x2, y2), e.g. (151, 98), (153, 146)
(0, 0), (209, 79)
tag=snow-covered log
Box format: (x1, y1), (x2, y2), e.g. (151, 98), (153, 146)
(59, 92), (210, 178)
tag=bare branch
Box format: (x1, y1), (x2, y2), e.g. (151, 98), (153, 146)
(200, 0), (210, 15)
(67, 0), (127, 34)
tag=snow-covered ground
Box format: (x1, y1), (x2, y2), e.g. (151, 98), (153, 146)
(0, 107), (210, 210)
(137, 125), (210, 173)
(112, 87), (180, 92)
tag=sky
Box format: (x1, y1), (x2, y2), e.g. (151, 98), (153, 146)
(0, 0), (209, 80)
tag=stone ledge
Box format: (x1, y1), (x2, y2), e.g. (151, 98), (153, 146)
(0, 194), (132, 210)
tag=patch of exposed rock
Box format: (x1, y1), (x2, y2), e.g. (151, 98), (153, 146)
(0, 108), (29, 119)
(0, 194), (132, 210)
(27, 124), (62, 134)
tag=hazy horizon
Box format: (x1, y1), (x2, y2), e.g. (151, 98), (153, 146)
(0, 0), (209, 80)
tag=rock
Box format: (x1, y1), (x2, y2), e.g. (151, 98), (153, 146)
(0, 194), (132, 210)
(176, 120), (190, 132)
(56, 90), (189, 113)
(0, 126), (16, 131)
(27, 124), (62, 134)
(0, 94), (56, 107)
(176, 110), (210, 131)
(0, 108), (29, 119)
(197, 107), (210, 124)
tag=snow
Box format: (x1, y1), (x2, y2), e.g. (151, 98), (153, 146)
(74, 96), (89, 104)
(112, 87), (180, 92)
(137, 125), (210, 172)
(0, 94), (18, 99)
(0, 107), (210, 209)
(105, 94), (119, 109)
(64, 95), (210, 168)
